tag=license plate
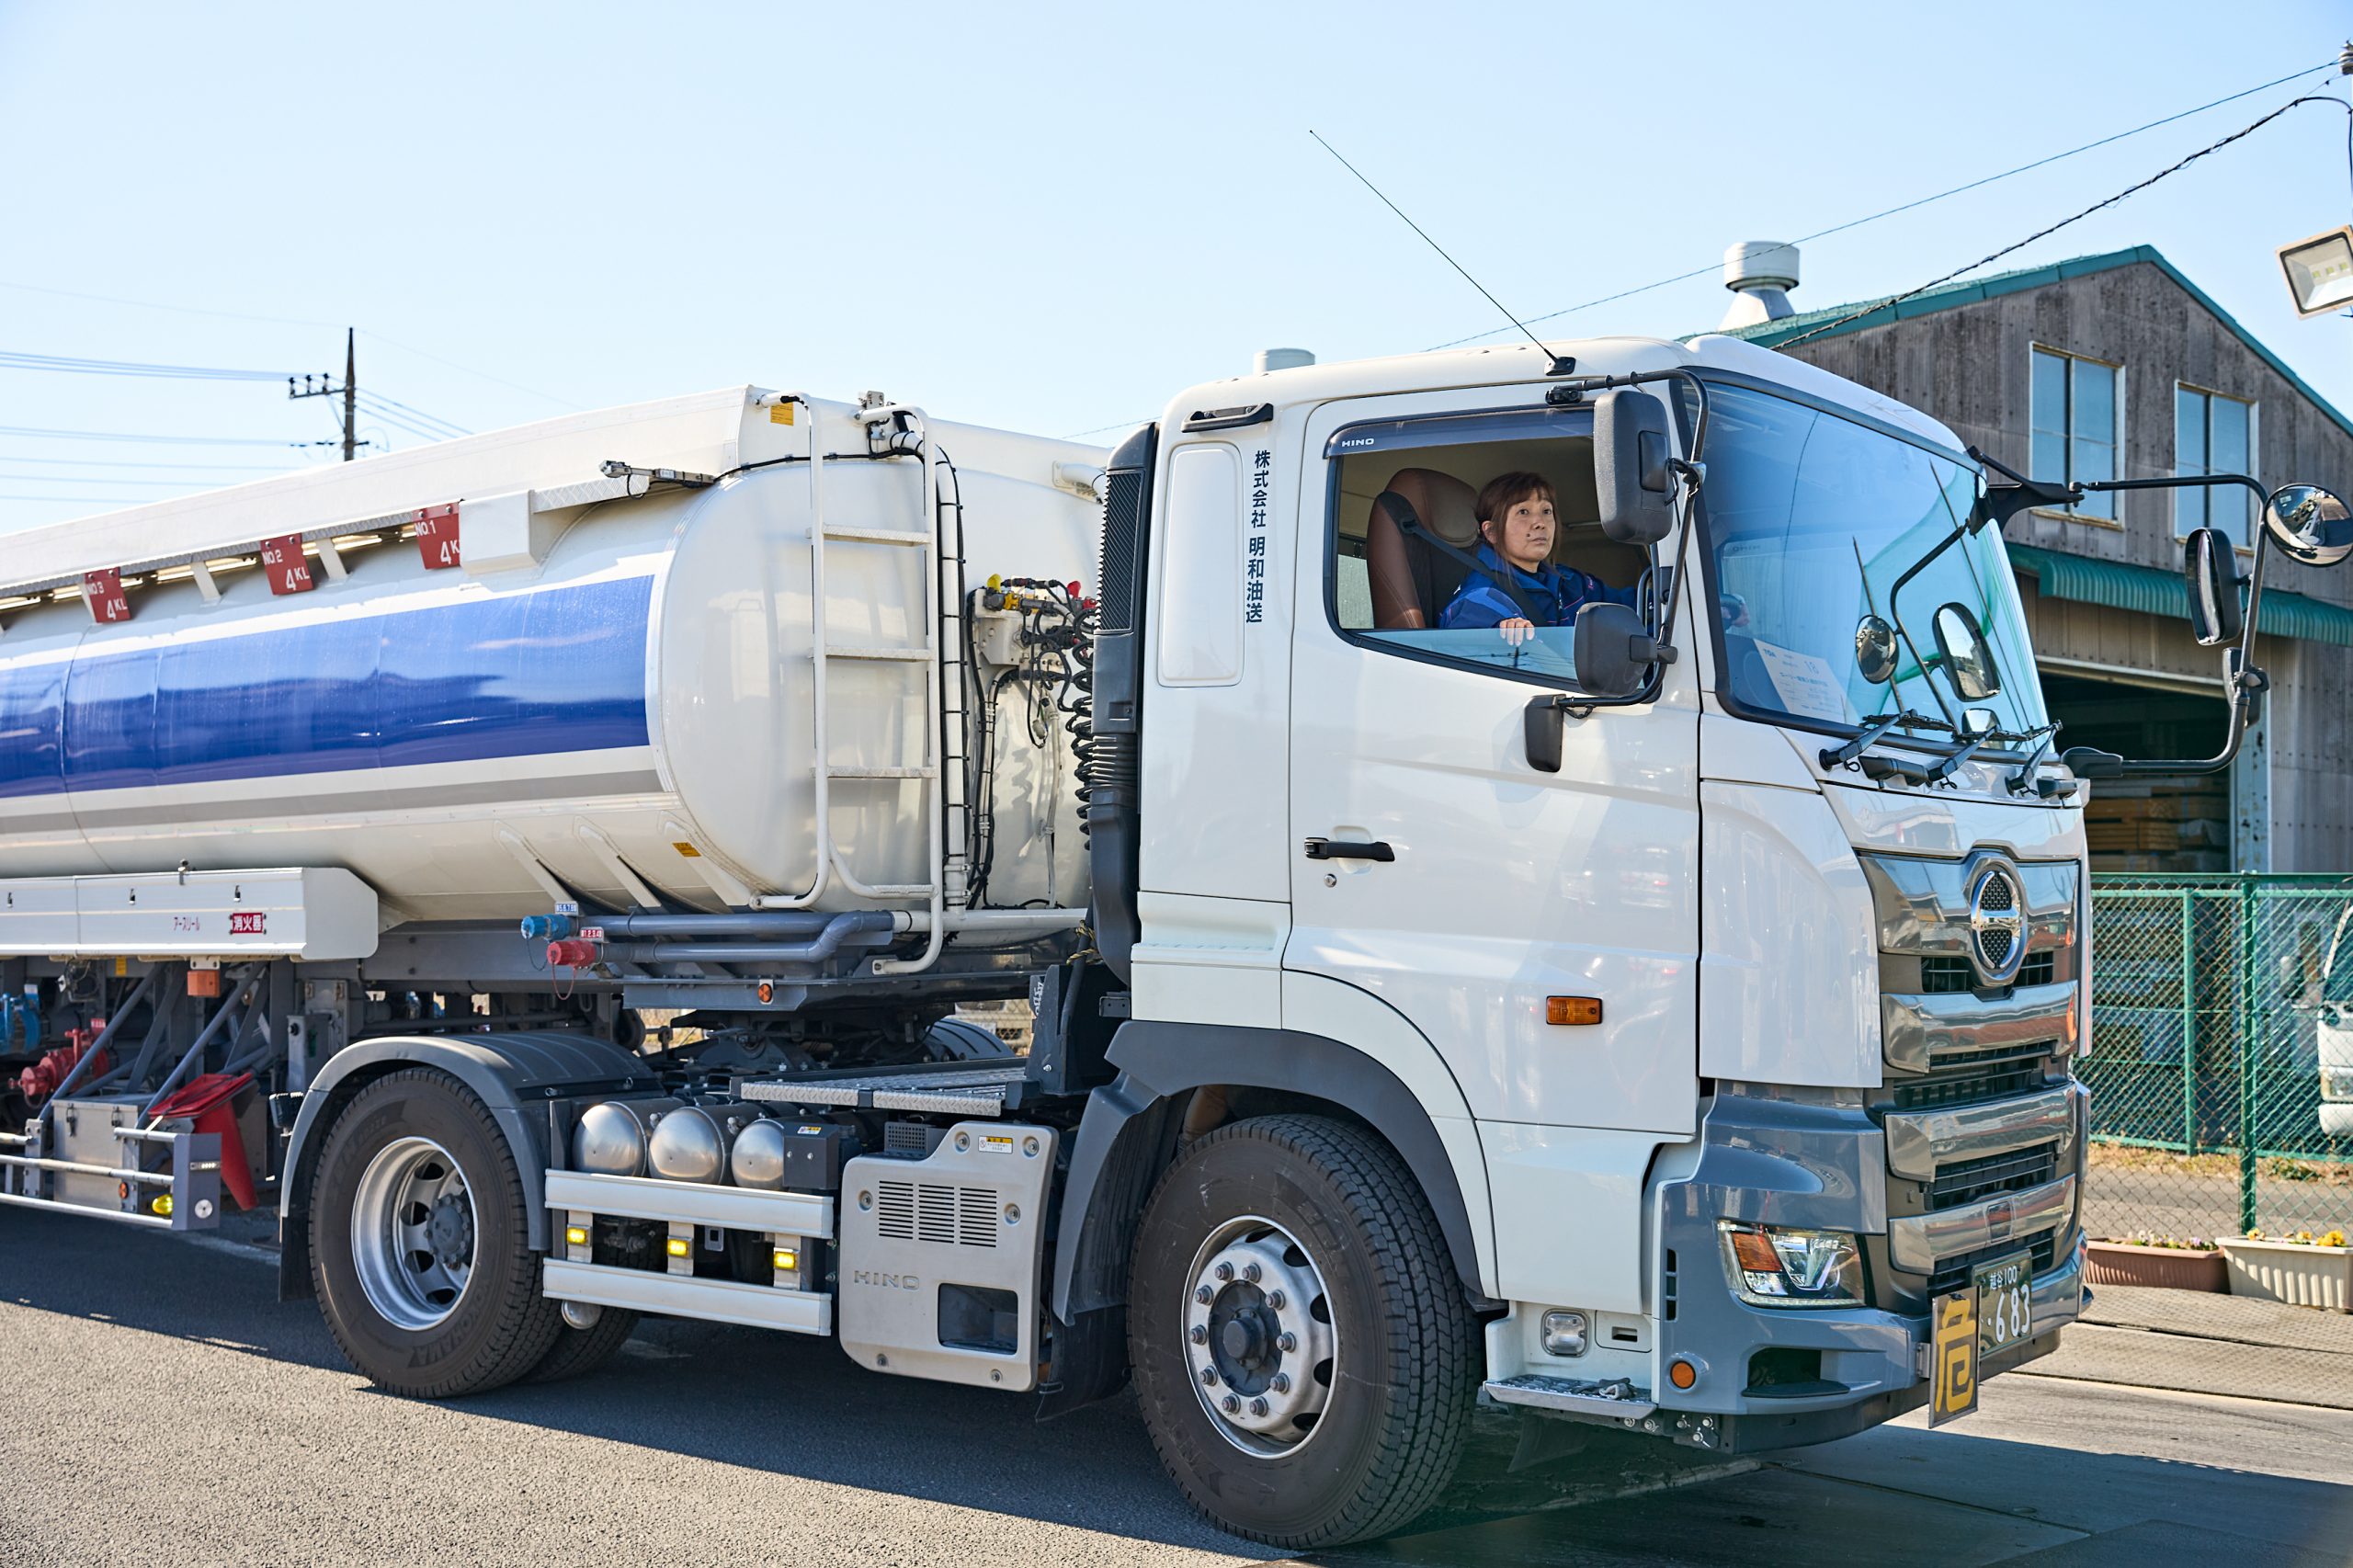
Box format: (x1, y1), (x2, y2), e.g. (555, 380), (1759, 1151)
(1974, 1251), (2035, 1357)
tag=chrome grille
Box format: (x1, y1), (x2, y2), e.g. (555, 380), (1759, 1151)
(1926, 1143), (2061, 1211)
(1921, 956), (1974, 994)
(1927, 1233), (2060, 1298)
(1890, 1061), (2044, 1110)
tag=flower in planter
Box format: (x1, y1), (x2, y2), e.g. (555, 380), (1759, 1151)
(2238, 1228), (2349, 1247)
(2113, 1232), (2220, 1251)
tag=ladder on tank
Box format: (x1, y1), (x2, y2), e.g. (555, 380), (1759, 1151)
(753, 393), (968, 977)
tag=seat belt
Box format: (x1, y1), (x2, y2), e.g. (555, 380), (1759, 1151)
(1373, 491), (1549, 624)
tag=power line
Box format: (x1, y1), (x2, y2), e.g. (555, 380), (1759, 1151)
(0, 454), (303, 472)
(0, 423), (308, 447)
(357, 389), (470, 437)
(1429, 57), (2342, 350)
(353, 401), (460, 444)
(0, 280), (579, 411)
(0, 494), (155, 504)
(0, 279), (335, 328)
(358, 332), (577, 410)
(1776, 89), (2353, 351)
(0, 349), (291, 381)
(0, 472), (246, 487)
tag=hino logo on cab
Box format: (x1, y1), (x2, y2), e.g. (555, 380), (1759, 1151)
(851, 1269), (919, 1290)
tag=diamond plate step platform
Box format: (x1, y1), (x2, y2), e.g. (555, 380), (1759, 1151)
(740, 1062), (1029, 1117)
(1482, 1374), (1657, 1421)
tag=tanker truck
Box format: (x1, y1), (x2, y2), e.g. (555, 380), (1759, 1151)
(3, 335), (2347, 1548)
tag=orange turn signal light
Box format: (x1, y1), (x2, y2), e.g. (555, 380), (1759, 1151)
(1546, 995), (1603, 1027)
(1727, 1228), (1781, 1275)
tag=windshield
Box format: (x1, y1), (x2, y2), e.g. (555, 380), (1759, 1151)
(1699, 381), (2047, 739)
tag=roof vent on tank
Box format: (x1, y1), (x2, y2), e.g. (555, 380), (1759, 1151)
(1719, 242), (1800, 329)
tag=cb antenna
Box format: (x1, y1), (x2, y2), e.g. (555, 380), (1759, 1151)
(1309, 129), (1574, 376)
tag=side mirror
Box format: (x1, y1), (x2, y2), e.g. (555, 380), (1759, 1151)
(2263, 483), (2353, 568)
(2183, 526), (2243, 647)
(1523, 697), (1564, 773)
(1930, 603), (2001, 701)
(1573, 600), (1662, 699)
(1593, 388), (1673, 545)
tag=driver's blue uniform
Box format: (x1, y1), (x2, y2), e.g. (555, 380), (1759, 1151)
(1438, 542), (1635, 630)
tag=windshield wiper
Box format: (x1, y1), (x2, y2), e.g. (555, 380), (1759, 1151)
(2005, 720), (2061, 795)
(1819, 710), (1952, 770)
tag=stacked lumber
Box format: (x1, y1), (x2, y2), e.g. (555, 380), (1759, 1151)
(2084, 782), (2232, 870)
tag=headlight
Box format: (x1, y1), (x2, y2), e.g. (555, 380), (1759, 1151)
(1718, 1221), (1866, 1308)
(2323, 1068), (2353, 1104)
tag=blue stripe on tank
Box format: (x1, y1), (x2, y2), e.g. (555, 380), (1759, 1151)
(0, 575), (654, 800)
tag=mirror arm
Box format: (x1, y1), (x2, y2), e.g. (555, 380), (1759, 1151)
(1880, 534), (1965, 729)
(1547, 368), (1712, 461)
(1968, 445), (2079, 528)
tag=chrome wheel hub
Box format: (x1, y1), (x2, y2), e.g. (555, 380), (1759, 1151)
(1182, 1217), (1337, 1454)
(350, 1136), (477, 1331)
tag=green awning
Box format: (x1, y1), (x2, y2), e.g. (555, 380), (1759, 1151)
(2006, 541), (2353, 648)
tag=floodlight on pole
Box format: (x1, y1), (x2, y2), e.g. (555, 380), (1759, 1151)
(2277, 225), (2353, 318)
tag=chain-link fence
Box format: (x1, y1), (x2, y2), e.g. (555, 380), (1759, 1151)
(2082, 873), (2353, 1244)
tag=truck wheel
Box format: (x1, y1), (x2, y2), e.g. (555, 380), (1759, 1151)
(309, 1068), (562, 1397)
(527, 1305), (642, 1383)
(1128, 1114), (1477, 1548)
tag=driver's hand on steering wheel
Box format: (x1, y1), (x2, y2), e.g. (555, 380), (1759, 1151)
(1496, 617), (1536, 646)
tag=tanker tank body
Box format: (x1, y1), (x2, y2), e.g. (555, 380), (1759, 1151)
(0, 388), (1104, 926)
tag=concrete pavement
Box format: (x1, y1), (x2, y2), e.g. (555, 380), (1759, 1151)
(5, 1207), (2352, 1566)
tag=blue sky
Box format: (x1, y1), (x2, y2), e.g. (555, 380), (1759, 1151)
(2, 1), (2348, 534)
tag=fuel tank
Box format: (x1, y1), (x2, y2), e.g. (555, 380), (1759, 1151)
(0, 388), (1100, 920)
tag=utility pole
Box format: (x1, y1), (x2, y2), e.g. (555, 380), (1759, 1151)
(287, 327), (370, 461)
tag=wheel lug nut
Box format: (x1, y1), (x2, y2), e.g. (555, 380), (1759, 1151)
(1200, 1367), (1218, 1385)
(1243, 1262), (1261, 1283)
(1250, 1398), (1269, 1416)
(1267, 1289), (1287, 1310)
(1278, 1332), (1297, 1353)
(1195, 1285), (1213, 1304)
(1222, 1394), (1241, 1415)
(1214, 1262), (1234, 1281)
(1188, 1324), (1209, 1345)
(1270, 1372), (1291, 1393)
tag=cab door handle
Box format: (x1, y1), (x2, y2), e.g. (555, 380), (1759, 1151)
(1304, 838), (1394, 863)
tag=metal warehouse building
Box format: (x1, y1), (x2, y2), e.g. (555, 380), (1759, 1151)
(1728, 246), (2353, 873)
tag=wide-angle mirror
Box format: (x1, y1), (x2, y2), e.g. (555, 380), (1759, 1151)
(2263, 483), (2353, 569)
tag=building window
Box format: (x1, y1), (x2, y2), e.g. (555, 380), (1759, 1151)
(2175, 385), (2256, 548)
(2030, 346), (2118, 521)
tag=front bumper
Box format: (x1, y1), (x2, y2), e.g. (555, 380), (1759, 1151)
(1486, 1085), (2086, 1451)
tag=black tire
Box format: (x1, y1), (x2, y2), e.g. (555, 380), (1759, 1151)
(527, 1305), (642, 1383)
(1128, 1114), (1478, 1548)
(309, 1068), (562, 1397)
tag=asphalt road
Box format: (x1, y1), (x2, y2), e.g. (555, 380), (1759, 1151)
(6, 1207), (2353, 1567)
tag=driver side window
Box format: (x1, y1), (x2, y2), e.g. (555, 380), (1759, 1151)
(1326, 426), (1650, 689)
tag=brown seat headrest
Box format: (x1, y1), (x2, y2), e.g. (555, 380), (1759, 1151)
(1366, 468), (1481, 631)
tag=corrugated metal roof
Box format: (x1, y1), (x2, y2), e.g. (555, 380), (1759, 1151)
(1716, 245), (2353, 446)
(2006, 540), (2353, 647)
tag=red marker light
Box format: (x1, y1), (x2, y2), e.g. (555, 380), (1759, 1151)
(1066, 580), (1082, 597)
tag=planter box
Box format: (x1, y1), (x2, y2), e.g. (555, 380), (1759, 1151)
(2222, 1239), (2353, 1312)
(2085, 1240), (2227, 1292)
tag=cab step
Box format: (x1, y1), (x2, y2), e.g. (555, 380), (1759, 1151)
(1482, 1373), (1658, 1421)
